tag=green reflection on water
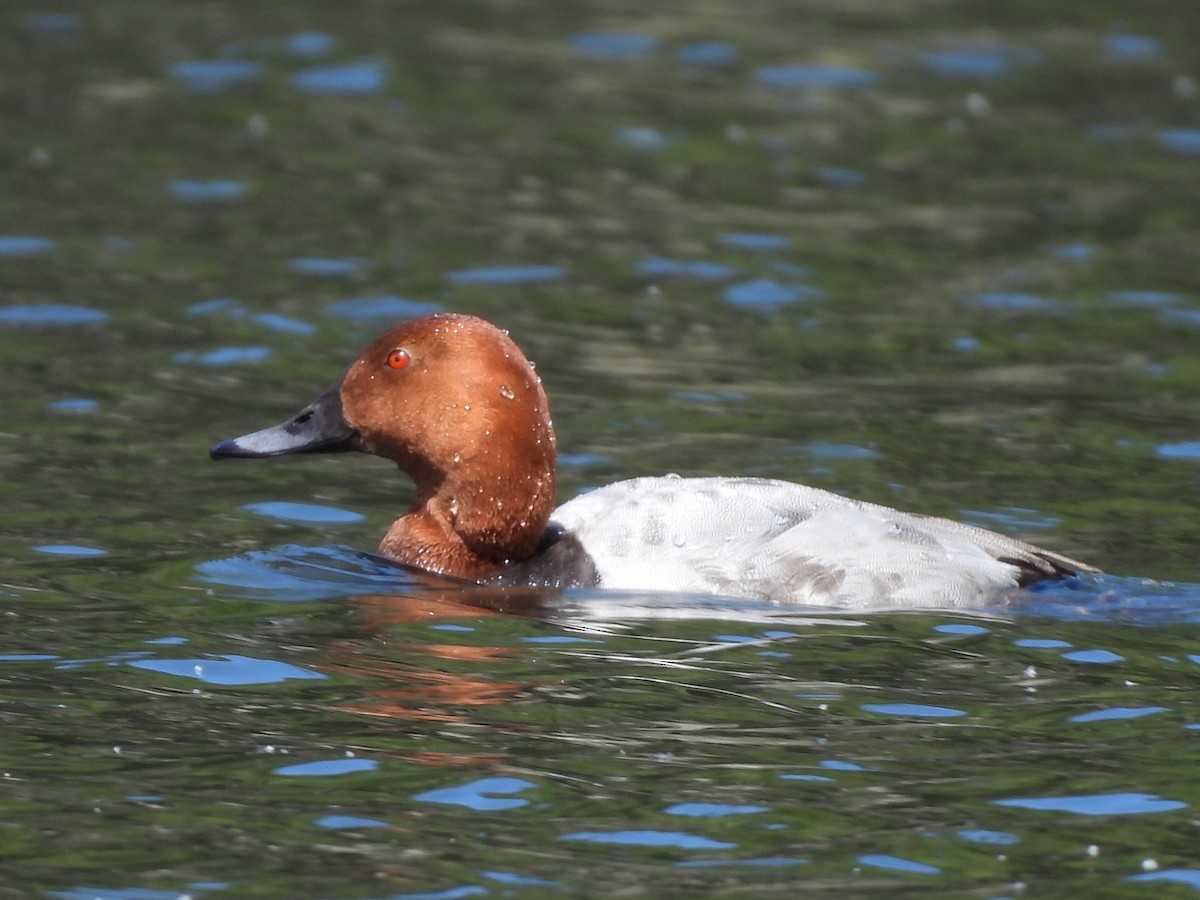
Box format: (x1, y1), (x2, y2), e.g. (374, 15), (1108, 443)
(2, 0), (1200, 896)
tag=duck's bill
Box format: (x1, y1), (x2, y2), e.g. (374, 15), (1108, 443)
(210, 377), (360, 459)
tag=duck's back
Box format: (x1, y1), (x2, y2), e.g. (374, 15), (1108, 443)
(548, 476), (1093, 608)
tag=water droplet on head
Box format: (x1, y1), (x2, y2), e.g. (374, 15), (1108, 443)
(672, 534), (687, 548)
(463, 403), (471, 411)
(452, 452), (461, 464)
(499, 384), (515, 400)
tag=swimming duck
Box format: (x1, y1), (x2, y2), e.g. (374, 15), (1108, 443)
(211, 313), (1096, 607)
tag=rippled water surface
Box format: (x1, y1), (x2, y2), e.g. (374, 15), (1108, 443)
(4, 1), (1200, 896)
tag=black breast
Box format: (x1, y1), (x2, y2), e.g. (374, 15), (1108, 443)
(484, 524), (599, 590)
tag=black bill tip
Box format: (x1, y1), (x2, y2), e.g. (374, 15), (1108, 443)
(210, 438), (251, 460)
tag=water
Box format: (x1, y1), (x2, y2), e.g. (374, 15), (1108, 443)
(3, 0), (1200, 896)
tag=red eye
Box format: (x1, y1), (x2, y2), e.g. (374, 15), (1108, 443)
(386, 348), (410, 370)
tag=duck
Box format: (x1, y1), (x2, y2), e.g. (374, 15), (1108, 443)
(211, 312), (1097, 608)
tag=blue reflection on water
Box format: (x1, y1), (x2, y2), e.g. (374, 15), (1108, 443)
(18, 13), (82, 33)
(672, 391), (747, 405)
(558, 453), (617, 468)
(46, 398), (99, 412)
(168, 180), (248, 202)
(274, 758), (377, 776)
(1068, 706), (1169, 723)
(173, 346), (272, 366)
(1106, 35), (1163, 61)
(1054, 243), (1099, 261)
(241, 502), (364, 524)
(187, 298), (242, 317)
(33, 544), (107, 557)
(169, 59), (263, 93)
(560, 830), (735, 849)
(665, 803), (768, 817)
(858, 854), (940, 875)
(325, 295), (444, 321)
(636, 257), (737, 280)
(1159, 308), (1200, 329)
(1157, 129), (1200, 157)
(771, 261), (812, 279)
(724, 279), (822, 312)
(675, 41), (741, 67)
(1107, 289), (1184, 307)
(57, 651), (155, 671)
(0, 305), (108, 325)
(813, 166), (866, 187)
(47, 889), (222, 900)
(782, 441), (878, 461)
(444, 265), (566, 286)
(1062, 649), (1124, 664)
(861, 703), (966, 718)
(1128, 870), (1200, 889)
(250, 313), (316, 335)
(678, 857), (807, 868)
(286, 31), (336, 58)
(994, 792), (1187, 815)
(755, 64), (880, 89)
(933, 623), (989, 635)
(1020, 575), (1200, 625)
(316, 814), (390, 829)
(0, 235), (55, 255)
(957, 828), (1020, 845)
(613, 126), (672, 150)
(917, 50), (1012, 79)
(953, 336), (980, 352)
(289, 257), (371, 277)
(414, 777), (537, 811)
(391, 887), (487, 900)
(481, 871), (563, 888)
(569, 32), (659, 60)
(130, 654), (326, 685)
(960, 507), (1060, 530)
(717, 232), (789, 251)
(291, 59), (387, 94)
(196, 544), (409, 602)
(961, 292), (1064, 313)
(821, 760), (869, 772)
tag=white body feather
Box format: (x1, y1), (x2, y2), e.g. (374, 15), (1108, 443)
(550, 476), (1090, 609)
